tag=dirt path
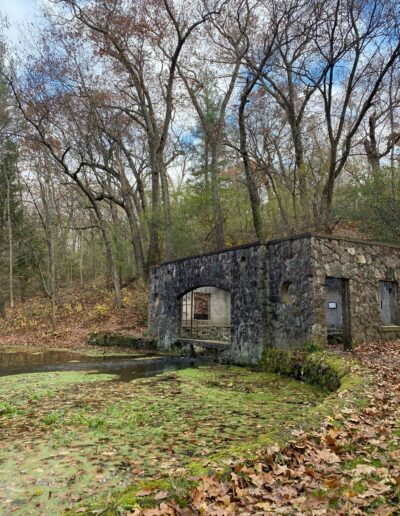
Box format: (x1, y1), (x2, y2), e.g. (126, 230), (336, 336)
(143, 342), (400, 515)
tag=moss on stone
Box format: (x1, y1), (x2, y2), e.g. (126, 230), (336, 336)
(259, 347), (307, 380)
(259, 347), (360, 392)
(88, 332), (157, 349)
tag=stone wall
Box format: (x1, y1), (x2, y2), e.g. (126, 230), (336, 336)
(267, 236), (315, 348)
(310, 235), (400, 344)
(180, 325), (231, 342)
(149, 243), (269, 364)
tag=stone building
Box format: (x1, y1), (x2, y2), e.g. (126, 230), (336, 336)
(149, 233), (400, 364)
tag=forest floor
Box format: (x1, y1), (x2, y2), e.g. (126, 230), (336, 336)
(0, 283), (149, 349)
(0, 290), (399, 514)
(0, 361), (327, 515)
(128, 341), (399, 515)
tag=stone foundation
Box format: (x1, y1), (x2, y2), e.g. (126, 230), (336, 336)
(180, 325), (231, 343)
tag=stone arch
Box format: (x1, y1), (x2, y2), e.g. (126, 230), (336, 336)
(148, 243), (269, 364)
(177, 282), (231, 300)
(179, 286), (231, 342)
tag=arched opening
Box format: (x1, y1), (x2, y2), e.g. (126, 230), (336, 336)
(180, 287), (231, 343)
(281, 281), (296, 304)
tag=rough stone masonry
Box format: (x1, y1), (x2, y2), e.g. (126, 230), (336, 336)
(149, 234), (400, 364)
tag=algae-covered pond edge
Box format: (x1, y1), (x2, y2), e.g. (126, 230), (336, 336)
(0, 356), (329, 515)
(67, 350), (367, 515)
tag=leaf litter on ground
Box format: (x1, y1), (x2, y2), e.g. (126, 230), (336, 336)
(134, 341), (400, 515)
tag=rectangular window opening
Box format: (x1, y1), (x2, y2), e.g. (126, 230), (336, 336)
(193, 292), (210, 320)
(380, 281), (399, 326)
(325, 277), (351, 349)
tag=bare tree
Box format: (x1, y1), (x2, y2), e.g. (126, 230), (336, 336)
(52, 0), (228, 262)
(313, 0), (400, 230)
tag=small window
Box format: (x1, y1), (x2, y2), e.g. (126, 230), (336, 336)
(380, 281), (399, 326)
(193, 292), (210, 320)
(281, 281), (295, 304)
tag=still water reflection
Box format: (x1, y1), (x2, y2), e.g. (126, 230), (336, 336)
(0, 348), (198, 381)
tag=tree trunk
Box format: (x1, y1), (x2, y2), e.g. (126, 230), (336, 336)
(38, 174), (57, 330)
(291, 122), (309, 219)
(209, 137), (225, 250)
(364, 113), (382, 175)
(238, 94), (264, 240)
(159, 159), (174, 260)
(147, 152), (161, 267)
(79, 232), (84, 286)
(109, 196), (123, 281)
(120, 173), (147, 280)
(92, 201), (122, 309)
(5, 170), (14, 310)
(0, 290), (5, 318)
(318, 175), (336, 233)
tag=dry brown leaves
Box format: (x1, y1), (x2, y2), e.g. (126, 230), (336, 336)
(0, 284), (148, 349)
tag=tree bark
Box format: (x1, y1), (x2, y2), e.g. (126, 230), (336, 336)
(209, 135), (225, 249)
(147, 150), (161, 267)
(119, 172), (147, 280)
(364, 113), (382, 175)
(159, 156), (174, 260)
(0, 290), (5, 318)
(238, 90), (264, 240)
(5, 169), (14, 309)
(91, 200), (122, 309)
(37, 172), (57, 330)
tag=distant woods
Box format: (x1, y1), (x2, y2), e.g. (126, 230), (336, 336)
(0, 0), (399, 312)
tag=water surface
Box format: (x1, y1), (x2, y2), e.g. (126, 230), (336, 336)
(0, 347), (197, 381)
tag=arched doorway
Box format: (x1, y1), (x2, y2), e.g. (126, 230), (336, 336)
(180, 287), (231, 343)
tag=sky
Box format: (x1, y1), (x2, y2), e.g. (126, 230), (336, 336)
(0, 0), (37, 44)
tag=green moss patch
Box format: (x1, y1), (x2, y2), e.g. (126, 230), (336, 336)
(259, 347), (361, 391)
(0, 362), (328, 515)
(70, 349), (383, 515)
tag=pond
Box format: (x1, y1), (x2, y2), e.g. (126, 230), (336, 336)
(0, 347), (197, 381)
(0, 347), (328, 514)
